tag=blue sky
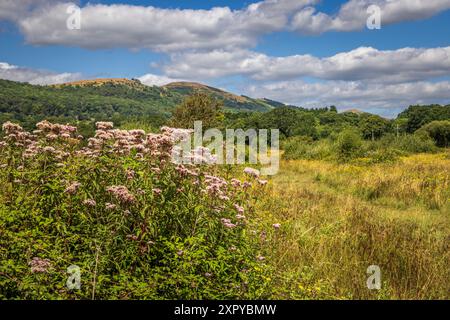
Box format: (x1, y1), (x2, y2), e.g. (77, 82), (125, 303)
(1, 0), (450, 117)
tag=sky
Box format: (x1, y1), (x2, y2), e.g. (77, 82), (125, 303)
(1, 0), (450, 117)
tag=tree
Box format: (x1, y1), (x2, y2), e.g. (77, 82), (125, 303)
(169, 93), (224, 129)
(360, 115), (391, 140)
(335, 129), (363, 160)
(417, 120), (450, 147)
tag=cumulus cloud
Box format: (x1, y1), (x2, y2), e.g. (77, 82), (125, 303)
(0, 0), (67, 22)
(0, 62), (81, 85)
(9, 0), (450, 50)
(162, 46), (450, 83)
(244, 80), (450, 113)
(137, 73), (186, 86)
(291, 0), (450, 34)
(17, 0), (316, 52)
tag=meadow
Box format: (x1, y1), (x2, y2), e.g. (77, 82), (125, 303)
(262, 154), (450, 299)
(0, 120), (449, 300)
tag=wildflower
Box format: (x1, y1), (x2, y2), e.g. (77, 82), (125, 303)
(234, 204), (244, 214)
(152, 188), (162, 195)
(126, 169), (135, 180)
(243, 181), (252, 188)
(231, 178), (242, 188)
(273, 223), (281, 229)
(29, 257), (52, 273)
(2, 121), (23, 135)
(43, 146), (56, 153)
(126, 234), (139, 241)
(65, 182), (81, 195)
(177, 250), (184, 257)
(258, 179), (268, 186)
(151, 167), (161, 174)
(260, 231), (267, 241)
(83, 199), (96, 207)
(204, 272), (212, 278)
(105, 203), (117, 210)
(221, 218), (237, 229)
(229, 246), (237, 251)
(243, 167), (260, 178)
(95, 122), (114, 130)
(256, 255), (265, 262)
(106, 186), (136, 204)
(236, 214), (246, 220)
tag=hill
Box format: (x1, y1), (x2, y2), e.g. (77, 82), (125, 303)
(162, 81), (277, 112)
(0, 78), (286, 131)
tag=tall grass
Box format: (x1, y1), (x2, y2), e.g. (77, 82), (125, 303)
(261, 154), (450, 299)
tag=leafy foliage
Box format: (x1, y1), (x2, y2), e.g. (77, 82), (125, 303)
(169, 93), (225, 129)
(0, 121), (272, 299)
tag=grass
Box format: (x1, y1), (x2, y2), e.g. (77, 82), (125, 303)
(261, 153), (450, 299)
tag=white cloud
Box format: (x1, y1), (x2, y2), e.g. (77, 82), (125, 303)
(244, 80), (450, 112)
(0, 62), (81, 85)
(291, 0), (450, 34)
(137, 73), (185, 86)
(162, 46), (450, 83)
(17, 0), (316, 52)
(0, 0), (67, 22)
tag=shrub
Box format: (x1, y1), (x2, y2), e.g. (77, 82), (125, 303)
(335, 129), (363, 161)
(417, 120), (450, 147)
(0, 121), (271, 299)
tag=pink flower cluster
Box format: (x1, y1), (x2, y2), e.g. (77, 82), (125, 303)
(83, 199), (97, 207)
(65, 182), (81, 195)
(175, 164), (199, 177)
(2, 121), (23, 135)
(204, 174), (228, 196)
(36, 120), (77, 140)
(221, 218), (237, 229)
(29, 257), (52, 273)
(106, 185), (136, 204)
(2, 121), (35, 148)
(234, 204), (245, 214)
(244, 167), (260, 178)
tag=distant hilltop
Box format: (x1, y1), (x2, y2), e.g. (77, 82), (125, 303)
(342, 108), (365, 114)
(52, 78), (143, 88)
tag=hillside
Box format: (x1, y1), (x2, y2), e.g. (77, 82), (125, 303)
(55, 78), (279, 112)
(0, 78), (285, 131)
(162, 81), (278, 112)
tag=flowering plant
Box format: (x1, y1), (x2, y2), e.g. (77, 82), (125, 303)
(0, 121), (273, 299)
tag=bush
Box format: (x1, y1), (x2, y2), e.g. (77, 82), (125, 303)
(335, 129), (363, 161)
(0, 121), (271, 299)
(282, 136), (334, 161)
(417, 120), (450, 147)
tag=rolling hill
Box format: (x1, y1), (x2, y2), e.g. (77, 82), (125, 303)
(52, 78), (280, 112)
(0, 78), (285, 131)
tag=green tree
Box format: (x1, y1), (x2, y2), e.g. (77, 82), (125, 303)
(169, 93), (224, 129)
(335, 129), (363, 160)
(417, 120), (450, 147)
(360, 115), (391, 140)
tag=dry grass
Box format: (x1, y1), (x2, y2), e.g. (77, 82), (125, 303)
(261, 153), (450, 299)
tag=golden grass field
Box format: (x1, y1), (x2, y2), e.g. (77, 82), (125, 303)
(261, 153), (450, 299)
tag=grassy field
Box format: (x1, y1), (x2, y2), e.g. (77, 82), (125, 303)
(261, 153), (450, 299)
(1, 120), (448, 299)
